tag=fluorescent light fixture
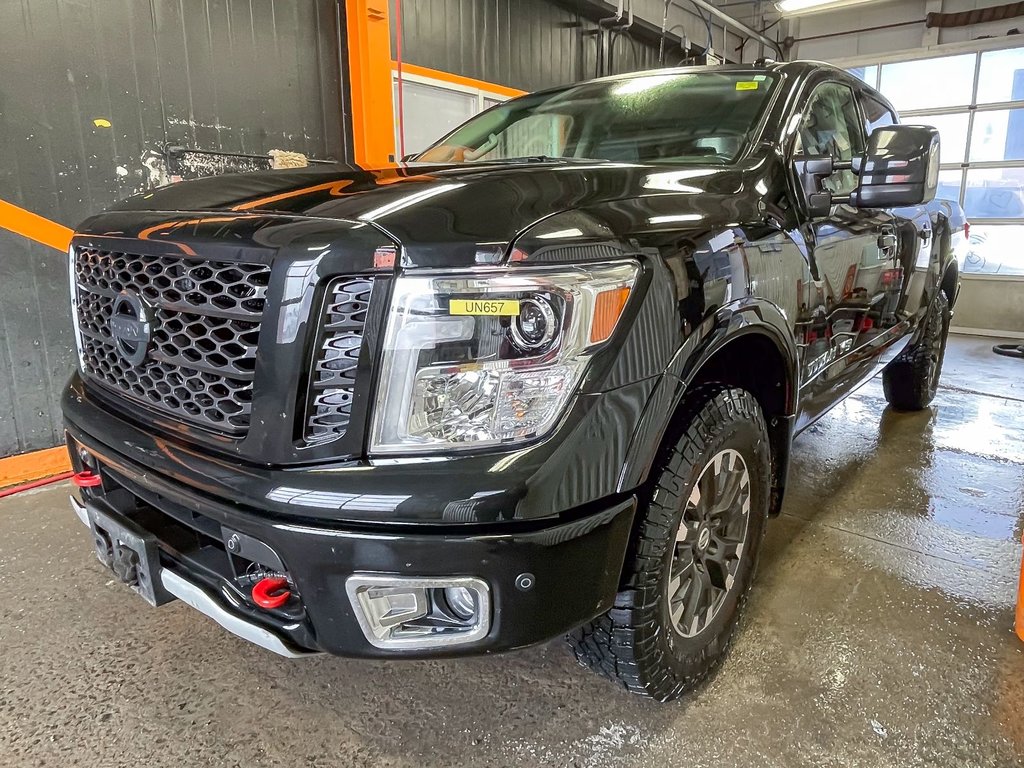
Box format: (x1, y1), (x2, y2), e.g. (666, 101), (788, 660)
(776, 0), (883, 14)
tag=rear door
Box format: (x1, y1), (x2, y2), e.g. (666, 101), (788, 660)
(857, 90), (922, 322)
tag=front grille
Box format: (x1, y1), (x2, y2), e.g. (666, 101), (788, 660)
(73, 247), (270, 435)
(305, 277), (374, 443)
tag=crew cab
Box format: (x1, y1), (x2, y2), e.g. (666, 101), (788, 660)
(63, 61), (964, 701)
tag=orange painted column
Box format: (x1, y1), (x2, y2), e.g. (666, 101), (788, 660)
(346, 0), (396, 167)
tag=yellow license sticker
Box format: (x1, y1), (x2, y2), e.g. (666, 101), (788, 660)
(449, 299), (521, 316)
(735, 81), (759, 91)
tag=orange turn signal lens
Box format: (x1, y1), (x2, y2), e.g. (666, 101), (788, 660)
(590, 286), (631, 344)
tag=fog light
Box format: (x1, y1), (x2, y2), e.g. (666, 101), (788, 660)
(346, 575), (490, 650)
(444, 586), (477, 620)
(354, 586), (428, 637)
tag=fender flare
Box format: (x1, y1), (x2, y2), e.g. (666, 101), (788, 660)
(935, 217), (960, 308)
(616, 297), (799, 493)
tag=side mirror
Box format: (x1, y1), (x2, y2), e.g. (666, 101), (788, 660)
(851, 125), (940, 208)
(794, 154), (837, 219)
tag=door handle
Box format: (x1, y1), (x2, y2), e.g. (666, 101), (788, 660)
(878, 233), (897, 251)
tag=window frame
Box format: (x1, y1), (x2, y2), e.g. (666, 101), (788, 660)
(391, 70), (512, 157)
(844, 42), (1024, 278)
(847, 47), (1024, 226)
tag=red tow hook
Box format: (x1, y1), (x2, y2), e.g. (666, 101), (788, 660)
(252, 576), (291, 610)
(71, 470), (103, 488)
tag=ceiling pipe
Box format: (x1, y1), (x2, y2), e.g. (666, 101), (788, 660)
(671, 0), (785, 58)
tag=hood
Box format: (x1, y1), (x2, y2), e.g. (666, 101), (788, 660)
(97, 160), (751, 267)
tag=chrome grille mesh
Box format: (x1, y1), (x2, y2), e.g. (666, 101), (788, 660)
(305, 277), (374, 443)
(72, 247), (270, 434)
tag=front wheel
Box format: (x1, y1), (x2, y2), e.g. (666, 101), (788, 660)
(882, 291), (950, 411)
(568, 386), (770, 702)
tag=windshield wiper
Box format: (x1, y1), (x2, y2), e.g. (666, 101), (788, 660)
(493, 155), (608, 164)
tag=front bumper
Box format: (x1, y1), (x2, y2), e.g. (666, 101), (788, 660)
(71, 494), (311, 658)
(67, 434), (636, 658)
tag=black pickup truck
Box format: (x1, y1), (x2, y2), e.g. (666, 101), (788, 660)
(64, 61), (964, 701)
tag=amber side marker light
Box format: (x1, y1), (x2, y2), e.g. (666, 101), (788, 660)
(590, 286), (632, 343)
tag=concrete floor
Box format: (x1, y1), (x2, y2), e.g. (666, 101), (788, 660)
(2, 334), (1023, 767)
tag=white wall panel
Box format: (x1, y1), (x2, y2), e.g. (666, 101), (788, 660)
(789, 0), (1024, 61)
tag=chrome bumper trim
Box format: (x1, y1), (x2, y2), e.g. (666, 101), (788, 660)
(158, 569), (313, 658)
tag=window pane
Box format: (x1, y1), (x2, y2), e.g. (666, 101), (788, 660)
(936, 169), (963, 206)
(970, 108), (1024, 162)
(977, 47), (1024, 104)
(912, 112), (970, 164)
(962, 168), (1024, 219)
(798, 83), (864, 194)
(861, 94), (895, 136)
(396, 80), (477, 154)
(879, 54), (975, 111)
(477, 113), (573, 161)
(419, 72), (779, 165)
(848, 65), (878, 87)
(962, 224), (1024, 275)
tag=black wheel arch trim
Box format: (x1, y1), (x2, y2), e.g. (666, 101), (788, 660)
(617, 296), (799, 495)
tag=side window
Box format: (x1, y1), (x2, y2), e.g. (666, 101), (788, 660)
(862, 94), (897, 136)
(795, 83), (866, 194)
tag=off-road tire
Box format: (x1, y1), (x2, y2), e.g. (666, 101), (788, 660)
(882, 291), (950, 411)
(568, 385), (771, 702)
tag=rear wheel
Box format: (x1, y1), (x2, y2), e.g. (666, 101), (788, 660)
(882, 291), (950, 411)
(568, 386), (770, 701)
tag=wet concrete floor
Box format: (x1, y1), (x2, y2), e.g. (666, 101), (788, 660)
(1, 334), (1022, 767)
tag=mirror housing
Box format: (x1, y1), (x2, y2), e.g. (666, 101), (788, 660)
(851, 125), (940, 208)
(794, 154), (838, 219)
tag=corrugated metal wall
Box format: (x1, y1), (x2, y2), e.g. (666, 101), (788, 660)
(0, 0), (349, 458)
(391, 0), (665, 92)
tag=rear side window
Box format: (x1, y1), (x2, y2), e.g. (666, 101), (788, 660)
(795, 82), (866, 194)
(862, 94), (898, 135)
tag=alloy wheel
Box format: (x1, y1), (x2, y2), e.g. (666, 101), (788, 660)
(926, 304), (946, 397)
(667, 448), (752, 638)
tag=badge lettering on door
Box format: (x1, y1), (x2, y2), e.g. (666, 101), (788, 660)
(449, 299), (521, 316)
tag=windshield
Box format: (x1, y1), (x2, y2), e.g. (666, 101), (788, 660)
(415, 71), (777, 166)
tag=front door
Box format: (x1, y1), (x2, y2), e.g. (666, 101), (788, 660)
(791, 81), (899, 428)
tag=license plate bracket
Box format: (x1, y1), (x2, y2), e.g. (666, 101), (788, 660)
(86, 503), (174, 606)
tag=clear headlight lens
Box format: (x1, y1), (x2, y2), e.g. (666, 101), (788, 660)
(370, 261), (639, 454)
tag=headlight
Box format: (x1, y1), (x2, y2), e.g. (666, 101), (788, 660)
(369, 261), (639, 454)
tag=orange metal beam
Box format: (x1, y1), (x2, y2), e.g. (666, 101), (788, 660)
(394, 62), (527, 99)
(0, 446), (72, 490)
(346, 0), (396, 167)
(0, 199), (73, 252)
